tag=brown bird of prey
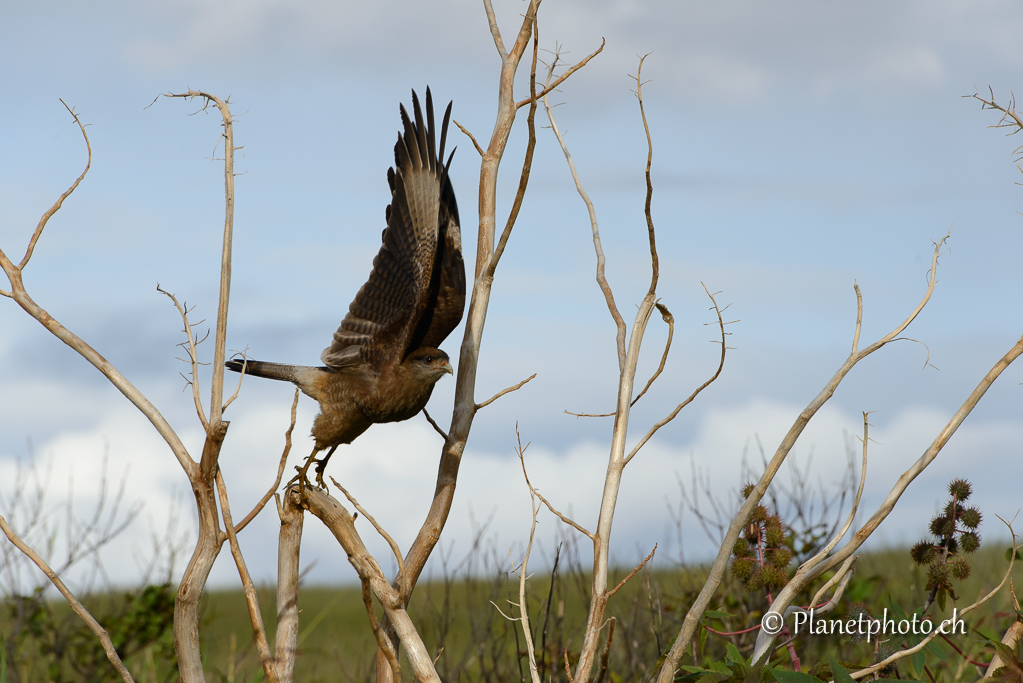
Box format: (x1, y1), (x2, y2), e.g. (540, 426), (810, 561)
(226, 89), (463, 488)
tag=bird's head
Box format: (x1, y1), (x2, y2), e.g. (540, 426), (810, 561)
(406, 347), (453, 384)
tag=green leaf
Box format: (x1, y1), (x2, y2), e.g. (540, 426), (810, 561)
(696, 672), (731, 683)
(1006, 548), (1023, 561)
(910, 648), (926, 678)
(829, 656), (856, 683)
(726, 643), (746, 666)
(768, 667), (825, 683)
(937, 589), (947, 612)
(924, 639), (948, 663)
(887, 597), (908, 622)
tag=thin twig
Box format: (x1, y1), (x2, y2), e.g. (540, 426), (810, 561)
(20, 100), (92, 271)
(215, 471), (279, 683)
(566, 303), (673, 417)
(623, 285), (729, 464)
(0, 513), (136, 683)
(422, 408), (449, 441)
(235, 389), (299, 533)
(632, 53), (659, 296)
(157, 286), (209, 431)
(331, 476), (406, 588)
(516, 39), (605, 110)
(362, 576), (401, 681)
(514, 426), (544, 683)
(476, 373), (537, 411)
(453, 120), (485, 157)
(517, 429), (594, 540)
(606, 545), (656, 598)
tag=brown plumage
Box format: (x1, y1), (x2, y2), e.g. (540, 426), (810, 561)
(226, 89), (463, 486)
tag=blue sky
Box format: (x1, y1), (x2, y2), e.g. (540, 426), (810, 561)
(2, 1), (1022, 588)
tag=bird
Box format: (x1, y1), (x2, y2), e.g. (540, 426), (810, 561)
(226, 88), (464, 488)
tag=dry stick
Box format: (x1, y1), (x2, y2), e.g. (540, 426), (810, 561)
(560, 54), (663, 683)
(162, 90), (236, 436)
(275, 488), (304, 683)
(375, 3), (545, 679)
(0, 513), (136, 683)
(422, 408), (449, 440)
(158, 286), (209, 432)
(567, 303), (674, 418)
(476, 373), (537, 410)
(655, 237), (952, 683)
(330, 476), (406, 589)
(984, 620), (1023, 679)
(299, 487), (441, 683)
(514, 428), (544, 683)
(362, 577), (402, 681)
(519, 441), (595, 540)
(543, 60), (627, 372)
(606, 545), (656, 599)
(18, 100), (91, 272)
(750, 332), (1023, 664)
(623, 286), (728, 465)
(453, 120), (485, 156)
(843, 523), (1019, 682)
(515, 40), (605, 111)
(595, 619), (616, 683)
(235, 389), (299, 533)
(215, 470), (280, 683)
(161, 90), (239, 683)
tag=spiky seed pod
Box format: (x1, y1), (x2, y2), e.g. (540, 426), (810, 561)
(731, 556), (756, 581)
(875, 643), (898, 677)
(745, 570), (764, 592)
(733, 537), (751, 558)
(910, 540), (935, 564)
(944, 537), (959, 555)
(765, 525), (786, 547)
(768, 547), (792, 569)
(944, 500), (959, 519)
(950, 557), (971, 580)
(960, 531), (981, 554)
(847, 602), (872, 642)
(927, 562), (951, 591)
(744, 525), (760, 543)
(741, 483), (756, 499)
(960, 507), (982, 530)
(765, 515), (783, 531)
(751, 505), (769, 525)
(930, 514), (955, 538)
(948, 478), (972, 501)
(757, 564), (786, 591)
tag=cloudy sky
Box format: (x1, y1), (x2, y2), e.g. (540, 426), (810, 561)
(2, 0), (1022, 590)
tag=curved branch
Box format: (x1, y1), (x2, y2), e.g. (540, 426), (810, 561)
(20, 100), (92, 270)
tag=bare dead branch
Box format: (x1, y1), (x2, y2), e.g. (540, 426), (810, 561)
(543, 58), (627, 371)
(624, 285), (728, 465)
(566, 302), (673, 417)
(749, 331), (1023, 664)
(513, 426), (544, 683)
(632, 54), (658, 296)
(215, 470), (280, 683)
(363, 576), (402, 681)
(19, 100), (92, 270)
(453, 119), (485, 157)
(222, 348), (249, 412)
(985, 620), (1023, 679)
(275, 488), (303, 681)
(422, 408), (449, 440)
(476, 373), (537, 411)
(516, 39), (605, 110)
(606, 545), (656, 599)
(330, 476), (406, 589)
(298, 487), (440, 682)
(482, 0), (508, 60)
(846, 521), (1018, 681)
(163, 90), (236, 435)
(485, 12), (541, 281)
(517, 428), (594, 540)
(0, 513), (136, 683)
(235, 389), (299, 533)
(158, 285), (209, 431)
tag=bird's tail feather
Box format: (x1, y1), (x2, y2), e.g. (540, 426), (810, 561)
(225, 359), (303, 383)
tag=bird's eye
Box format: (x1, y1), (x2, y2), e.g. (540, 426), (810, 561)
(424, 356), (434, 364)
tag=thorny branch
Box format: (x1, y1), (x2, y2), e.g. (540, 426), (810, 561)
(158, 285), (209, 432)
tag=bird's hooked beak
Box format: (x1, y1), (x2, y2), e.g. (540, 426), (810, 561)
(441, 360), (453, 375)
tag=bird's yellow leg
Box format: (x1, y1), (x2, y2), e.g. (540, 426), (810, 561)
(288, 445), (328, 491)
(314, 445), (340, 489)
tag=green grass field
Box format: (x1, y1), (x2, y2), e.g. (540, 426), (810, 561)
(2, 544), (1020, 682)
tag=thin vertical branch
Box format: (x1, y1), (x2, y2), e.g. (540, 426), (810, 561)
(275, 489), (303, 683)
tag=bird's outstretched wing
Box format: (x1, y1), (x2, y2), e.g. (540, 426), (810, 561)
(321, 88), (464, 370)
